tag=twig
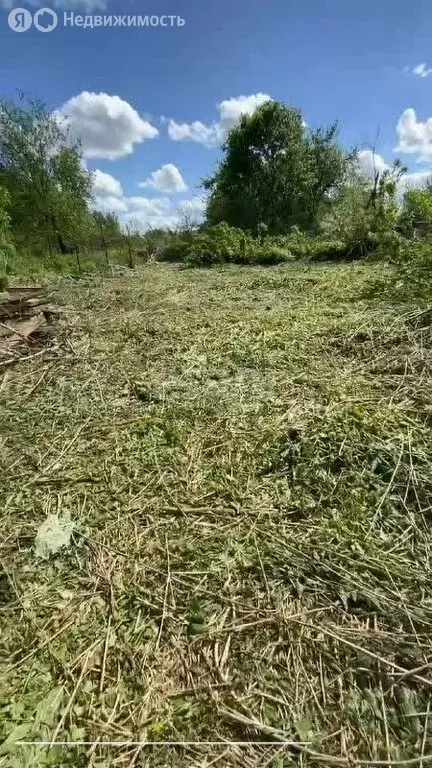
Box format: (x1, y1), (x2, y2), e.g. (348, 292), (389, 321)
(99, 615), (112, 694)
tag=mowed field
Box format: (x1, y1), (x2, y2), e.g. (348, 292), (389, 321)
(1, 261), (432, 767)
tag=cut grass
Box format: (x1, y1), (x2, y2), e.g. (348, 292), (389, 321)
(0, 261), (432, 767)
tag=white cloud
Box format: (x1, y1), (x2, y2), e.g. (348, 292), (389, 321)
(121, 197), (179, 231)
(354, 149), (430, 196)
(410, 63), (432, 78)
(93, 194), (171, 227)
(400, 170), (431, 193)
(93, 195), (129, 215)
(167, 92), (272, 147)
(139, 163), (187, 193)
(56, 92), (158, 160)
(178, 196), (207, 217)
(92, 169), (123, 198)
(92, 186), (206, 231)
(167, 119), (221, 147)
(125, 196), (170, 215)
(395, 108), (432, 159)
(89, 164), (205, 231)
(218, 93), (272, 132)
(357, 149), (389, 177)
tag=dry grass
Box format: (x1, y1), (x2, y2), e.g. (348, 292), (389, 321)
(1, 261), (432, 767)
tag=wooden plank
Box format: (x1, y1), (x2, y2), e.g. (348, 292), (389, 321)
(0, 313), (47, 343)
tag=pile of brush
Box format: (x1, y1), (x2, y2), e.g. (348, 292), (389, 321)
(0, 286), (57, 366)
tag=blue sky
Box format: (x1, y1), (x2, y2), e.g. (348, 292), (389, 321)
(1, 0), (432, 228)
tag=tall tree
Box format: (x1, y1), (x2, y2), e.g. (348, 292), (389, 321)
(204, 101), (349, 234)
(401, 183), (432, 237)
(0, 95), (92, 251)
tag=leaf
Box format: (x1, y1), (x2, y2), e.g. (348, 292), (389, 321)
(0, 722), (32, 754)
(34, 686), (63, 730)
(69, 726), (86, 741)
(35, 513), (74, 559)
(296, 715), (314, 741)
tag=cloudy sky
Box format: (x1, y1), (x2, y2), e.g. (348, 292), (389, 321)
(1, 0), (432, 229)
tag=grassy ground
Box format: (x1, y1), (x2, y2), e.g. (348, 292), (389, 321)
(1, 261), (432, 767)
(2, 248), (137, 285)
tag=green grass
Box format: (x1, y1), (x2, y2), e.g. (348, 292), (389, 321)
(1, 261), (432, 766)
(1, 248), (137, 285)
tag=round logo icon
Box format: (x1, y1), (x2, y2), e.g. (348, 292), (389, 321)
(33, 8), (58, 32)
(8, 8), (32, 32)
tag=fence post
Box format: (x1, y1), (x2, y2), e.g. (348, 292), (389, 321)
(98, 220), (109, 266)
(126, 232), (135, 269)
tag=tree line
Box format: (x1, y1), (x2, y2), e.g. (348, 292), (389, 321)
(0, 95), (122, 259)
(1, 94), (432, 272)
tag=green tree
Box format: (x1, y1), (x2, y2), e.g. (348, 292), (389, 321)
(91, 210), (122, 241)
(0, 187), (15, 287)
(0, 95), (92, 252)
(204, 101), (350, 234)
(401, 185), (432, 237)
(320, 159), (405, 256)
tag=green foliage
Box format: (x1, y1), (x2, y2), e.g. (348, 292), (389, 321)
(159, 235), (192, 262)
(90, 210), (123, 242)
(204, 100), (350, 234)
(253, 243), (293, 265)
(307, 239), (348, 261)
(389, 239), (432, 302)
(185, 233), (224, 267)
(320, 161), (405, 260)
(155, 222), (350, 268)
(183, 222), (292, 267)
(144, 227), (175, 258)
(0, 95), (92, 252)
(277, 227), (346, 260)
(0, 186), (15, 287)
(320, 181), (371, 246)
(401, 186), (432, 237)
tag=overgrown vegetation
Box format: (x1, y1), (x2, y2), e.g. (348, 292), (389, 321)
(1, 93), (432, 301)
(0, 187), (15, 289)
(204, 101), (349, 234)
(0, 95), (132, 273)
(154, 103), (432, 282)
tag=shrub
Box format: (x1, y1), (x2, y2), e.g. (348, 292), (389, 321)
(0, 186), (15, 286)
(252, 245), (293, 265)
(309, 239), (348, 262)
(183, 224), (293, 267)
(319, 167), (404, 261)
(391, 240), (432, 302)
(185, 234), (224, 267)
(185, 223), (255, 267)
(206, 223), (255, 263)
(365, 239), (432, 304)
(158, 236), (191, 262)
(283, 226), (315, 258)
(158, 222), (345, 269)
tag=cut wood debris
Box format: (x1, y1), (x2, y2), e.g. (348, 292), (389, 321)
(0, 285), (57, 365)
